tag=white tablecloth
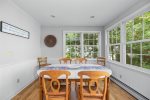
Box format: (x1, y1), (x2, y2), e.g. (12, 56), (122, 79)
(37, 64), (112, 79)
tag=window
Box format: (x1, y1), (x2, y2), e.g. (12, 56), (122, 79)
(106, 10), (150, 70)
(65, 32), (81, 58)
(83, 33), (99, 58)
(126, 11), (150, 69)
(64, 31), (100, 59)
(108, 26), (121, 62)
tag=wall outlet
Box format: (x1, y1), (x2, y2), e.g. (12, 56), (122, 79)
(119, 75), (122, 79)
(17, 78), (20, 83)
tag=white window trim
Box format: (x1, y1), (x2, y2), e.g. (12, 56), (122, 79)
(105, 3), (150, 70)
(107, 60), (150, 76)
(122, 3), (150, 23)
(63, 31), (101, 60)
(106, 24), (121, 62)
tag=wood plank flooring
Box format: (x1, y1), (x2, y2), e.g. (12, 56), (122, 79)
(12, 79), (136, 100)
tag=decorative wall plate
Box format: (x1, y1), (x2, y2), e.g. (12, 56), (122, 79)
(44, 35), (57, 47)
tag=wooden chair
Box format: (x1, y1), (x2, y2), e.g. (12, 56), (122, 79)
(75, 58), (87, 64)
(39, 70), (71, 100)
(76, 71), (110, 100)
(59, 57), (72, 64)
(37, 57), (51, 67)
(97, 57), (106, 66)
(74, 58), (87, 87)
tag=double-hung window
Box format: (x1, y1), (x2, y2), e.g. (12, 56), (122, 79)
(65, 32), (81, 58)
(106, 10), (150, 70)
(83, 33), (99, 58)
(108, 26), (121, 62)
(64, 31), (100, 59)
(126, 11), (150, 69)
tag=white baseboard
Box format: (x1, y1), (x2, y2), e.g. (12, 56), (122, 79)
(110, 76), (149, 100)
(0, 59), (39, 100)
(10, 78), (38, 100)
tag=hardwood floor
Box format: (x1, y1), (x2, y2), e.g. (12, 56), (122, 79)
(12, 79), (136, 100)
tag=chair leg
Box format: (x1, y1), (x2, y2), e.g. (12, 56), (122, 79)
(68, 90), (70, 100)
(78, 89), (80, 100)
(106, 78), (110, 100)
(69, 80), (72, 100)
(75, 81), (77, 91)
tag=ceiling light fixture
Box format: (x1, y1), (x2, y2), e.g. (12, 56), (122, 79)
(90, 16), (95, 18)
(50, 15), (55, 18)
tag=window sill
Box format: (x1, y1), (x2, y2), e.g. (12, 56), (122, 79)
(107, 60), (150, 76)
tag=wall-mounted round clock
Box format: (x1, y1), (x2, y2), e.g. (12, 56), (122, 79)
(44, 35), (57, 47)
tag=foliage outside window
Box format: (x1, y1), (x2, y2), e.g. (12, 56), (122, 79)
(65, 33), (81, 58)
(108, 26), (121, 62)
(126, 11), (150, 69)
(64, 32), (100, 59)
(83, 33), (99, 58)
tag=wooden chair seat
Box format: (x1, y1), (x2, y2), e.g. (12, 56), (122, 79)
(82, 96), (103, 100)
(78, 86), (102, 94)
(47, 96), (66, 100)
(48, 85), (69, 93)
(47, 85), (70, 100)
(82, 86), (101, 94)
(76, 85), (103, 100)
(40, 64), (51, 67)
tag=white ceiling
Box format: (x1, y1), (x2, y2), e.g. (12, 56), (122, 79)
(12, 0), (147, 26)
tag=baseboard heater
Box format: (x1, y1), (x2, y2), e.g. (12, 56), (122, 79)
(110, 76), (149, 100)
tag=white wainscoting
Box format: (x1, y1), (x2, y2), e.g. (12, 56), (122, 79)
(106, 61), (150, 99)
(0, 59), (39, 100)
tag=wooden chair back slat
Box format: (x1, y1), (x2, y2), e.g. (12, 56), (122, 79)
(59, 57), (72, 64)
(97, 57), (106, 66)
(75, 58), (87, 64)
(38, 57), (49, 67)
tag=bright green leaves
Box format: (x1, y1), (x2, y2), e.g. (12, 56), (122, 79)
(83, 33), (99, 58)
(126, 11), (150, 41)
(65, 33), (81, 58)
(109, 26), (120, 44)
(144, 11), (150, 39)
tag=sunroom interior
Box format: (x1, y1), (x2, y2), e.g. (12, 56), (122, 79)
(0, 0), (150, 100)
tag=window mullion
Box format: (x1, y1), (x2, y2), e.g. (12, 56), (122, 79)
(105, 30), (109, 59)
(142, 14), (144, 40)
(115, 28), (117, 44)
(131, 44), (132, 65)
(140, 42), (142, 67)
(121, 22), (126, 64)
(81, 32), (84, 58)
(141, 15), (144, 67)
(63, 32), (66, 57)
(98, 32), (101, 56)
(130, 20), (134, 65)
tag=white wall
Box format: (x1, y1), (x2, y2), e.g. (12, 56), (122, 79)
(105, 0), (150, 29)
(41, 26), (104, 64)
(107, 62), (150, 99)
(0, 0), (41, 100)
(105, 1), (150, 99)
